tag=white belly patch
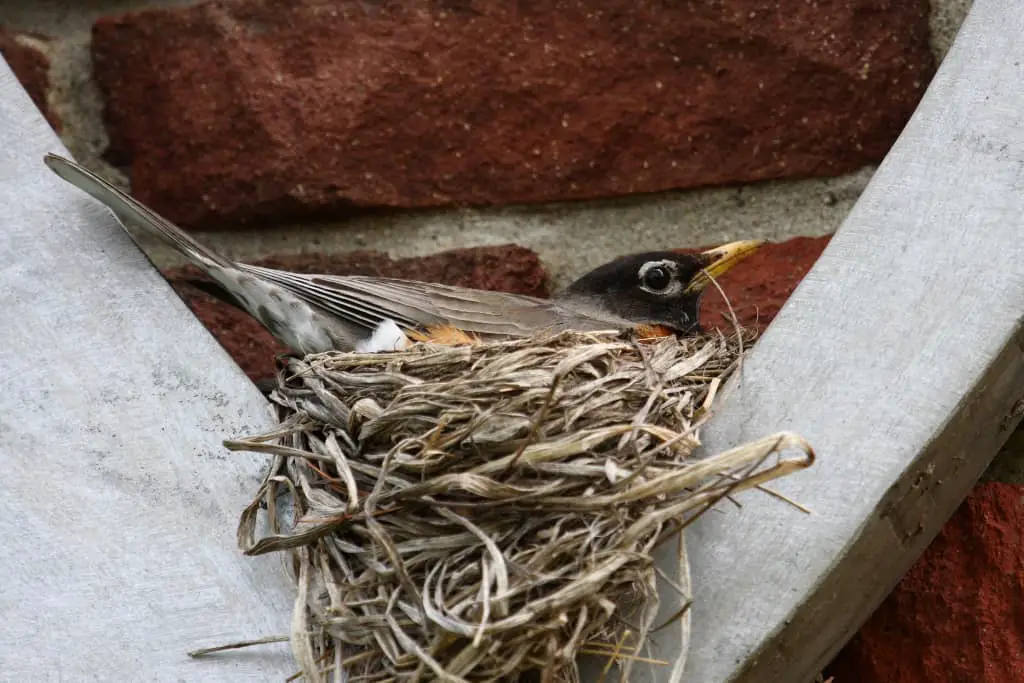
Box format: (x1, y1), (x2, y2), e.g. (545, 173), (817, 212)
(356, 319), (411, 353)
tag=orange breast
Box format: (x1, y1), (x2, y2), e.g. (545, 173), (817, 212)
(634, 324), (676, 340)
(407, 323), (672, 347)
(407, 325), (482, 346)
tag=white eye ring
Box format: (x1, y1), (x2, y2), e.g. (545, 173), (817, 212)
(638, 260), (682, 296)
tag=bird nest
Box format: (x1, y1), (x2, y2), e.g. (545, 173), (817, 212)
(217, 327), (814, 682)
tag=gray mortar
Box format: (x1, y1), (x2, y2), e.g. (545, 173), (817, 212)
(929, 0), (973, 62)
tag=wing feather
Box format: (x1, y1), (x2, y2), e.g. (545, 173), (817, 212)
(238, 264), (617, 337)
(239, 266), (416, 331)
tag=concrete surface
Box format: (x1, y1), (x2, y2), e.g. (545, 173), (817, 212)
(0, 57), (297, 680)
(0, 0), (972, 288)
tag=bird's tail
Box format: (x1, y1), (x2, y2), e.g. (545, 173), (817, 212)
(43, 153), (231, 272)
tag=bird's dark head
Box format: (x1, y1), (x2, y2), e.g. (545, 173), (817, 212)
(560, 240), (763, 334)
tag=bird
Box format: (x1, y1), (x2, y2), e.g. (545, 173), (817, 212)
(43, 152), (762, 355)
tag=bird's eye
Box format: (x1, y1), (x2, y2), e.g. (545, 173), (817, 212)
(642, 265), (672, 292)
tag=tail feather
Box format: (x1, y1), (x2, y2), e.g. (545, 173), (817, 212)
(182, 276), (250, 312)
(42, 153), (370, 354)
(43, 153), (230, 271)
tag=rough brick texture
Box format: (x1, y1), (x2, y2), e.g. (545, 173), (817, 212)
(827, 482), (1024, 682)
(93, 0), (934, 230)
(164, 243), (550, 380)
(0, 27), (59, 131)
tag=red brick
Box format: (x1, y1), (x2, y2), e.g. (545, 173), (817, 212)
(163, 244), (549, 380)
(0, 27), (60, 131)
(92, 0), (933, 230)
(826, 482), (1024, 683)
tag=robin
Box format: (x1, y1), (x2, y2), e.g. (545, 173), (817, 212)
(44, 153), (762, 354)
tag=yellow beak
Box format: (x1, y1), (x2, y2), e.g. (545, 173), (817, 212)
(682, 240), (765, 295)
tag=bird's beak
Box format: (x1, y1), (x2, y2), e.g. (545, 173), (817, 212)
(683, 240), (765, 294)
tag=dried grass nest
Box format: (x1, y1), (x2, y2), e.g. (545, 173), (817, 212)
(217, 327), (814, 682)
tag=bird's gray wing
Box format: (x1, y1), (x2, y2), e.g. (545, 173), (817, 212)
(238, 265), (621, 337)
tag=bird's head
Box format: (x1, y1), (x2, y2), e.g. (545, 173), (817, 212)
(560, 240), (764, 334)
